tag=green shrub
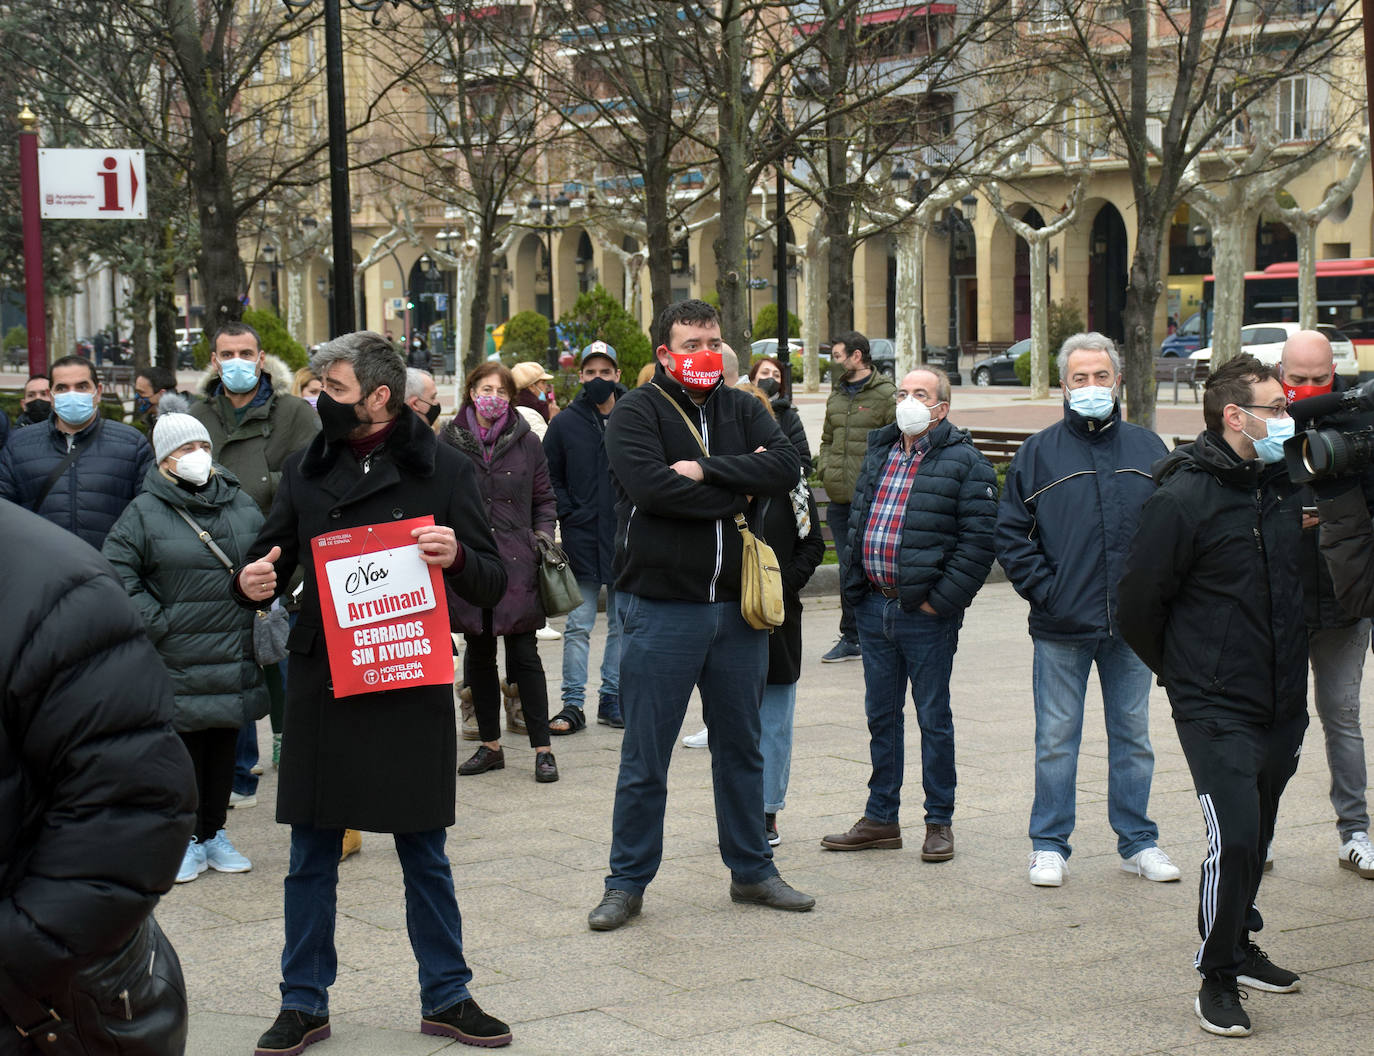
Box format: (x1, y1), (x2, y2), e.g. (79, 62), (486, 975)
(558, 284), (653, 382)
(501, 310), (551, 363)
(752, 304), (800, 341)
(241, 308), (308, 372)
(3, 325), (27, 353)
(1013, 346), (1061, 387)
(1049, 298), (1085, 356)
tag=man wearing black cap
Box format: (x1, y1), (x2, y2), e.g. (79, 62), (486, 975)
(544, 340), (626, 732)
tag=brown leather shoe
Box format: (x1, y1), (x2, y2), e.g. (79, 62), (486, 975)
(921, 823), (954, 862)
(820, 817), (902, 851)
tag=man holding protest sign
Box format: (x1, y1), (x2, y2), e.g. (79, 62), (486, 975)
(235, 332), (511, 1053)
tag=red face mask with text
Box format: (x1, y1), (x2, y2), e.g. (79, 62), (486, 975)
(1286, 380), (1333, 404)
(661, 344), (723, 391)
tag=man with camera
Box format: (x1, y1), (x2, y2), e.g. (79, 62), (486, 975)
(1119, 354), (1307, 1038)
(1279, 331), (1374, 881)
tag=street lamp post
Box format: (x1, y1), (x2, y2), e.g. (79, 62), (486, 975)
(263, 244), (280, 313)
(932, 193), (977, 380)
(283, 0), (437, 336)
(528, 191), (571, 371)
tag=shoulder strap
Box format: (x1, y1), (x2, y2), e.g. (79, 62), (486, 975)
(171, 504), (234, 571)
(650, 383), (708, 458)
(33, 420), (101, 513)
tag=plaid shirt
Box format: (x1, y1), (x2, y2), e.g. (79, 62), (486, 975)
(861, 435), (931, 590)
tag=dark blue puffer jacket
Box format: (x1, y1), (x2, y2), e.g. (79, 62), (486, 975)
(995, 404), (1167, 640)
(543, 386), (623, 583)
(841, 418), (998, 615)
(0, 414), (154, 550)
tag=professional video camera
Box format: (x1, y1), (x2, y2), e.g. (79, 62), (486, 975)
(1283, 382), (1374, 483)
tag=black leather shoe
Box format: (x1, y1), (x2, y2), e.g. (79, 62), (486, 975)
(458, 745), (504, 776)
(730, 874), (815, 912)
(597, 693), (624, 728)
(535, 751), (559, 783)
(255, 1009), (331, 1055)
(588, 888), (642, 931)
(420, 997), (512, 1047)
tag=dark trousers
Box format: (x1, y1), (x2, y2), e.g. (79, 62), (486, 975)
(1173, 711), (1307, 981)
(464, 628), (550, 747)
(179, 727), (237, 842)
(826, 501), (857, 643)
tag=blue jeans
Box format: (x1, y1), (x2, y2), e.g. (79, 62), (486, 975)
(827, 501), (857, 643)
(857, 592), (962, 826)
(1030, 636), (1158, 859)
(761, 683), (796, 813)
(1309, 620), (1371, 839)
(279, 824), (472, 1017)
(233, 717), (259, 797)
(606, 594), (776, 894)
(561, 579), (620, 708)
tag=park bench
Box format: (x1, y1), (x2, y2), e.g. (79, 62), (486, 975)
(1154, 357), (1201, 403)
(102, 364), (136, 400)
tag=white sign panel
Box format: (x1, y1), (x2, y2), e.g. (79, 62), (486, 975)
(323, 544), (436, 629)
(39, 149), (146, 220)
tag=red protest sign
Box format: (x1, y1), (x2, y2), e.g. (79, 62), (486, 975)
(311, 515), (453, 699)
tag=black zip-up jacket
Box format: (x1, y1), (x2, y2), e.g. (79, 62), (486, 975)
(604, 365), (799, 603)
(996, 402), (1166, 640)
(543, 385), (625, 584)
(1118, 430), (1307, 724)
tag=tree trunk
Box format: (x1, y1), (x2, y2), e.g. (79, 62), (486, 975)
(1029, 239), (1050, 398)
(1294, 217), (1318, 329)
(468, 237), (494, 374)
(643, 123), (673, 327)
(711, 4), (748, 352)
(286, 267), (305, 343)
(1121, 218), (1164, 429)
(801, 227), (827, 391)
(154, 288), (178, 370)
(1207, 216), (1249, 368)
(894, 224), (924, 381)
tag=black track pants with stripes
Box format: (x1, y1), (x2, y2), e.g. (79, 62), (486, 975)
(1173, 711), (1307, 981)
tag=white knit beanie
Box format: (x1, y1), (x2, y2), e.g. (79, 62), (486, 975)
(153, 413), (212, 463)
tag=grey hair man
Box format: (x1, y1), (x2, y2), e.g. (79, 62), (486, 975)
(406, 367), (443, 427)
(1280, 328), (1374, 879)
(997, 332), (1178, 888)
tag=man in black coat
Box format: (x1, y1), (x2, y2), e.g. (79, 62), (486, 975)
(543, 340), (625, 734)
(587, 299), (812, 931)
(0, 501), (195, 1051)
(822, 366), (997, 864)
(235, 332), (513, 1052)
(13, 374), (52, 428)
(1119, 354), (1307, 1038)
(0, 356), (153, 549)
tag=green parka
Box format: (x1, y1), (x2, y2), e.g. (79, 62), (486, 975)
(102, 464), (268, 733)
(815, 370), (897, 503)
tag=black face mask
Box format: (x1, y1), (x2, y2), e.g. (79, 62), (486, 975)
(582, 377), (616, 406)
(24, 399), (52, 422)
(756, 377), (780, 398)
(316, 389), (365, 443)
(424, 401), (442, 426)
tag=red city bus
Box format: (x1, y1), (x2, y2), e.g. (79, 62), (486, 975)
(1202, 258), (1374, 378)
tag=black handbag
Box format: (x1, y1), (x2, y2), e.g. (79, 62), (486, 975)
(0, 915), (188, 1056)
(171, 506), (289, 666)
(534, 531), (581, 618)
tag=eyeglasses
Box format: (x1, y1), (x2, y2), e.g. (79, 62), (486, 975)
(894, 391), (939, 404)
(1240, 403), (1290, 418)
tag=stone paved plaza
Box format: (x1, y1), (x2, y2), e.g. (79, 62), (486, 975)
(168, 584), (1374, 1056)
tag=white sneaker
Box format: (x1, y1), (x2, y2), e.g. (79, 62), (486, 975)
(1264, 840), (1274, 872)
(682, 727), (708, 749)
(536, 626), (562, 640)
(1028, 850), (1066, 886)
(228, 791), (257, 809)
(1339, 832), (1374, 879)
(1122, 846), (1181, 882)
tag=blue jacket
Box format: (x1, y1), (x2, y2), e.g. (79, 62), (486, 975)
(0, 413), (154, 549)
(841, 418), (998, 615)
(995, 404), (1166, 640)
(543, 386), (622, 584)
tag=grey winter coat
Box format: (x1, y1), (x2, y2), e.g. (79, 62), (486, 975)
(103, 465), (268, 732)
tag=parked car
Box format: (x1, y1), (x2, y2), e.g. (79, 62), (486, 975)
(971, 338), (1030, 386)
(749, 338), (804, 362)
(1159, 312), (1203, 357)
(1191, 322), (1357, 379)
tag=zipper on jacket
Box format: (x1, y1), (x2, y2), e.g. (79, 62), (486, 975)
(698, 405), (723, 602)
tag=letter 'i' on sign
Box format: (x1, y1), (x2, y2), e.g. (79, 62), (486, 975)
(38, 148), (146, 220)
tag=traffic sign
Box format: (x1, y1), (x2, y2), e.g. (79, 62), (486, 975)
(38, 149), (146, 219)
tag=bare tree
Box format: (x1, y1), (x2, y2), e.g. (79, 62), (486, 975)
(1014, 0), (1360, 428)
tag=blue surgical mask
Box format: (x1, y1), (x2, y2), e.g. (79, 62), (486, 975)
(1241, 409), (1295, 464)
(53, 391), (95, 426)
(219, 357), (260, 394)
(1067, 385), (1115, 420)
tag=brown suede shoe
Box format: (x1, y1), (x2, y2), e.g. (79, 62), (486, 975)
(921, 823), (954, 862)
(820, 817), (902, 851)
